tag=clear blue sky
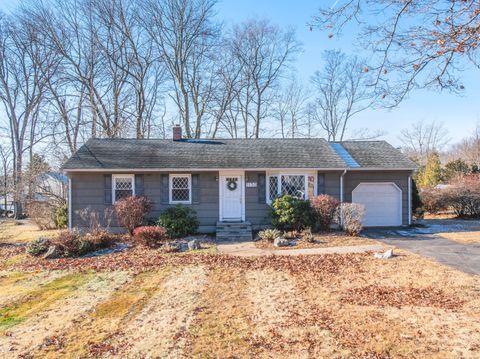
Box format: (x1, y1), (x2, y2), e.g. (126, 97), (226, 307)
(2, 0), (479, 146)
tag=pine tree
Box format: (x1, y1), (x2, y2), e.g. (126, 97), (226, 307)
(419, 152), (442, 188)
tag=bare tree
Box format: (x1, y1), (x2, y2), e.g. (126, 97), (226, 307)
(272, 78), (308, 138)
(311, 1), (480, 105)
(448, 122), (480, 166)
(0, 14), (54, 218)
(0, 143), (12, 215)
(230, 19), (301, 138)
(311, 50), (374, 141)
(142, 0), (219, 138)
(399, 120), (450, 163)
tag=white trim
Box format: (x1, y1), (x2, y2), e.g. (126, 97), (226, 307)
(169, 174), (192, 204)
(68, 177), (72, 230)
(112, 174), (135, 204)
(219, 171), (245, 221)
(339, 169), (347, 225)
(352, 182), (403, 226)
(408, 175), (412, 225)
(64, 167), (417, 173)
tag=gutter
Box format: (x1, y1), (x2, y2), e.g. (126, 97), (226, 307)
(408, 175), (412, 225)
(339, 169), (347, 225)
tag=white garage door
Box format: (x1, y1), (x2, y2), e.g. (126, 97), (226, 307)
(352, 183), (402, 227)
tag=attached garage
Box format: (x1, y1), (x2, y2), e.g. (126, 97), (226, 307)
(352, 183), (402, 227)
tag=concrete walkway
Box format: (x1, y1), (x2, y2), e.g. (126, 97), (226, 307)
(216, 241), (384, 257)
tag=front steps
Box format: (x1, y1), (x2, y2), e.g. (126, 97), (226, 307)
(216, 221), (253, 241)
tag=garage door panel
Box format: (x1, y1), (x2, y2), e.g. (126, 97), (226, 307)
(352, 183), (402, 227)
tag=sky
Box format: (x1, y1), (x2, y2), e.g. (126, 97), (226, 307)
(1, 0), (479, 147)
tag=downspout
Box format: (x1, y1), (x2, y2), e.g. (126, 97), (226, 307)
(68, 176), (72, 231)
(340, 169), (347, 225)
(408, 175), (412, 226)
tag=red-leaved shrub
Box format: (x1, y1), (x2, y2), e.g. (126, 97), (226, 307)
(420, 188), (448, 214)
(113, 196), (152, 235)
(133, 226), (168, 247)
(310, 194), (339, 230)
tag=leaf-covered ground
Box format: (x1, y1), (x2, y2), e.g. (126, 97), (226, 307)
(0, 246), (479, 358)
(1, 220), (480, 358)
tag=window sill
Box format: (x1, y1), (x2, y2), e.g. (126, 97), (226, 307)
(169, 201), (192, 205)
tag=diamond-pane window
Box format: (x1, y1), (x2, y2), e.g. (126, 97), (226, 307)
(281, 175), (305, 199)
(114, 176), (133, 202)
(171, 175), (191, 203)
(269, 176), (279, 202)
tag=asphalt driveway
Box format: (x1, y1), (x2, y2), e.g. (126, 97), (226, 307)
(365, 219), (480, 275)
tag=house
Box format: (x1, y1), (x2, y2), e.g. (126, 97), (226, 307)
(63, 126), (417, 238)
(32, 172), (68, 205)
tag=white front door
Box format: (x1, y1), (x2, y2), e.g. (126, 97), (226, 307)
(220, 173), (244, 221)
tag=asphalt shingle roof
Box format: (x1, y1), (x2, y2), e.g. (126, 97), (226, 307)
(62, 138), (416, 170)
(337, 141), (418, 169)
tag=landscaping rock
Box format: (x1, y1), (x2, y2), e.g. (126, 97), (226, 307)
(274, 237), (289, 247)
(163, 242), (181, 253)
(81, 243), (131, 258)
(43, 245), (62, 259)
(374, 249), (394, 259)
(188, 239), (201, 251)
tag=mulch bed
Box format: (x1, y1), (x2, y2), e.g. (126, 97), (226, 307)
(341, 284), (465, 310)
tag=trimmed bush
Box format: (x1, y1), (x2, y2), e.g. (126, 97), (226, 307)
(54, 205), (68, 229)
(271, 195), (313, 231)
(26, 237), (51, 256)
(420, 188), (447, 214)
(310, 194), (339, 231)
(113, 196), (153, 235)
(158, 205), (199, 238)
(133, 226), (168, 247)
(258, 229), (282, 241)
(338, 203), (365, 236)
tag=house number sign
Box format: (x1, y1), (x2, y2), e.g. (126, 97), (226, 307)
(246, 182), (257, 188)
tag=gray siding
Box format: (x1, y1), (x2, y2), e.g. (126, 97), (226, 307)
(322, 171), (342, 200)
(343, 171), (412, 225)
(70, 171), (219, 233)
(245, 171), (270, 228)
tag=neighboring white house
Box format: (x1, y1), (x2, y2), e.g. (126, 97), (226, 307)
(33, 172), (68, 204)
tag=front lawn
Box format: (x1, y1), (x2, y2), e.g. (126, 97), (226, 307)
(0, 220), (479, 358)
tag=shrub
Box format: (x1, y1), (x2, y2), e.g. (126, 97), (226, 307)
(113, 196), (153, 235)
(133, 226), (168, 247)
(271, 195), (313, 231)
(310, 194), (339, 231)
(158, 205), (199, 238)
(54, 205), (68, 229)
(26, 237), (51, 256)
(302, 228), (315, 243)
(411, 179), (424, 219)
(443, 176), (480, 217)
(54, 230), (82, 257)
(83, 230), (117, 249)
(338, 203), (365, 236)
(258, 229), (282, 241)
(25, 201), (56, 230)
(420, 188), (447, 214)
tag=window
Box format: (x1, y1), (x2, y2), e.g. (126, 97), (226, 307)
(170, 174), (191, 204)
(267, 173), (316, 204)
(113, 174), (134, 203)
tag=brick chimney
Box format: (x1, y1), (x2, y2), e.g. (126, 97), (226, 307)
(173, 124), (182, 141)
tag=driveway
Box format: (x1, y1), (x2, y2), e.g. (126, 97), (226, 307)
(364, 219), (480, 275)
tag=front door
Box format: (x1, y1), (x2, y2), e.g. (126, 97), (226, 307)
(220, 173), (244, 221)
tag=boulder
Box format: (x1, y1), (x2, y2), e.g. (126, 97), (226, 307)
(374, 249), (394, 259)
(43, 245), (62, 259)
(163, 242), (181, 253)
(188, 239), (201, 251)
(273, 237), (289, 247)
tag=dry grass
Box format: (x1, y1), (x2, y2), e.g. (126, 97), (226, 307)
(437, 231), (480, 244)
(0, 221), (479, 358)
(0, 219), (59, 244)
(255, 231), (378, 250)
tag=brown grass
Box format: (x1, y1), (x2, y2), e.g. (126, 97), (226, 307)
(437, 231), (480, 244)
(0, 219), (59, 244)
(1, 221), (479, 358)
